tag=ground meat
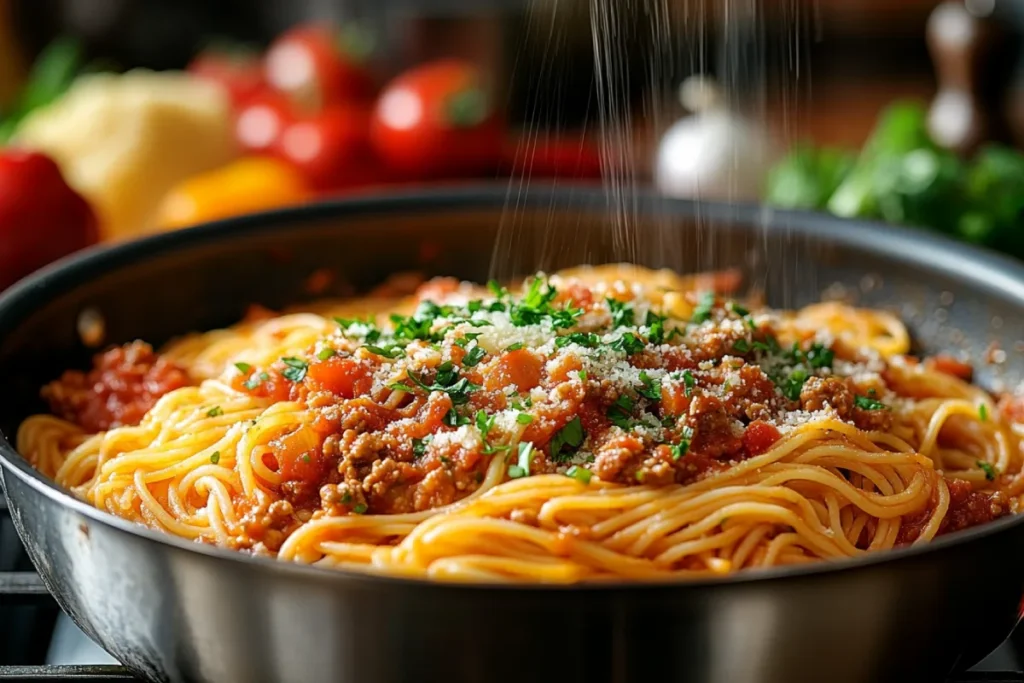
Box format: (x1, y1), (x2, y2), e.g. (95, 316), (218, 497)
(592, 433), (646, 482)
(851, 405), (894, 432)
(724, 364), (782, 421)
(42, 341), (192, 432)
(685, 395), (744, 459)
(895, 478), (1009, 545)
(688, 324), (747, 364)
(800, 376), (854, 416)
(234, 499), (301, 552)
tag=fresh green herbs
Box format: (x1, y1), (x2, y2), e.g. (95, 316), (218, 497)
(610, 332), (645, 355)
(462, 345), (487, 367)
(606, 297), (635, 328)
(978, 460), (997, 481)
(565, 465), (593, 484)
(549, 417), (585, 462)
(516, 413), (534, 425)
(555, 332), (600, 348)
(508, 442), (535, 478)
(280, 357), (309, 382)
(209, 450), (221, 465)
(637, 371), (661, 401)
(607, 395), (636, 430)
(412, 436), (431, 458)
(234, 362), (252, 374)
(390, 361), (479, 406)
(682, 370), (696, 397)
(979, 403), (989, 422)
(317, 347), (336, 361)
(691, 291), (716, 324)
(353, 503), (368, 514)
(244, 371), (270, 391)
(854, 394), (887, 411)
(670, 427), (695, 460)
(206, 406), (223, 418)
(364, 344), (405, 359)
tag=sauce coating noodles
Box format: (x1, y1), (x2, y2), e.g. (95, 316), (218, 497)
(19, 266), (1022, 582)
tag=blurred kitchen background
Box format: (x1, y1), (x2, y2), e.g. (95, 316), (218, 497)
(0, 0), (1023, 284)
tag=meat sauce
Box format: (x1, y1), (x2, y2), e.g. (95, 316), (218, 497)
(48, 278), (1012, 549)
(43, 341), (191, 432)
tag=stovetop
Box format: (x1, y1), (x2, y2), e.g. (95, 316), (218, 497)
(2, 490), (1024, 683)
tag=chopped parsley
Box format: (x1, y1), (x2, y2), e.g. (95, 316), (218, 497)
(504, 342), (524, 352)
(607, 395), (636, 430)
(979, 404), (989, 422)
(206, 406), (223, 418)
(412, 436), (431, 458)
(978, 460), (997, 481)
(555, 332), (600, 348)
(606, 297), (635, 328)
(364, 344), (405, 359)
(234, 362), (252, 374)
(508, 441), (535, 478)
(280, 357), (309, 382)
(566, 465), (593, 484)
(516, 413), (534, 425)
(454, 333), (481, 348)
(854, 394), (887, 411)
(637, 371), (661, 401)
(645, 310), (668, 344)
(209, 450), (221, 465)
(610, 332), (645, 355)
(244, 371), (270, 391)
(682, 370), (696, 397)
(733, 338), (751, 354)
(317, 347), (336, 361)
(670, 427), (694, 460)
(391, 361), (479, 406)
(549, 416), (585, 462)
(691, 291), (716, 324)
(353, 503), (368, 514)
(778, 368), (808, 401)
(462, 345), (487, 367)
(726, 301), (749, 317)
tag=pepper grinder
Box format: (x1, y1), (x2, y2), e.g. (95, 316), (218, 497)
(926, 0), (1012, 156)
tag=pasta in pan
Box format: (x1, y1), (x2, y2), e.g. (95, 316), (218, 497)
(18, 265), (1023, 582)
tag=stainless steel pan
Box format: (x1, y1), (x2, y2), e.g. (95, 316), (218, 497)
(2, 187), (1024, 683)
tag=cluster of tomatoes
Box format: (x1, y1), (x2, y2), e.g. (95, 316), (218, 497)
(189, 23), (602, 193)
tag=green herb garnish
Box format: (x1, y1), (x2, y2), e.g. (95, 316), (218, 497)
(638, 371), (661, 401)
(209, 450), (221, 464)
(565, 465), (593, 484)
(854, 394), (887, 411)
(280, 357), (309, 382)
(978, 460), (997, 481)
(207, 406), (223, 417)
(549, 416), (585, 462)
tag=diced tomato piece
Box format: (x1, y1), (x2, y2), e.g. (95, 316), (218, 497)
(743, 420), (782, 456)
(306, 356), (372, 398)
(661, 382), (690, 417)
(484, 349), (543, 392)
(926, 354), (973, 381)
(274, 427), (327, 483)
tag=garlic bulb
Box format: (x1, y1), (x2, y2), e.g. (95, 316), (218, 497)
(655, 77), (775, 201)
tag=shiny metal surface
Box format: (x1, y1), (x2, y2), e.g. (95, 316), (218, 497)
(2, 187), (1024, 683)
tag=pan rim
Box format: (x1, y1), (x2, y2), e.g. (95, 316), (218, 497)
(2, 183), (1024, 591)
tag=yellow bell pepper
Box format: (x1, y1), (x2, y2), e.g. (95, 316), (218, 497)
(156, 156), (312, 230)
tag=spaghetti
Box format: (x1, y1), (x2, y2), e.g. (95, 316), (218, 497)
(18, 265), (1023, 582)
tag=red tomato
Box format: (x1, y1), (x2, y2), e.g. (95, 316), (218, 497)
(371, 59), (504, 177)
(264, 24), (375, 111)
(743, 420), (782, 456)
(188, 47), (267, 109)
(233, 91), (296, 155)
(306, 356), (372, 398)
(502, 137), (603, 179)
(925, 354), (973, 381)
(276, 106), (382, 191)
(0, 150), (98, 290)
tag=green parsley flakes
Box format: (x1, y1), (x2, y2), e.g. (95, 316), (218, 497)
(566, 465), (593, 484)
